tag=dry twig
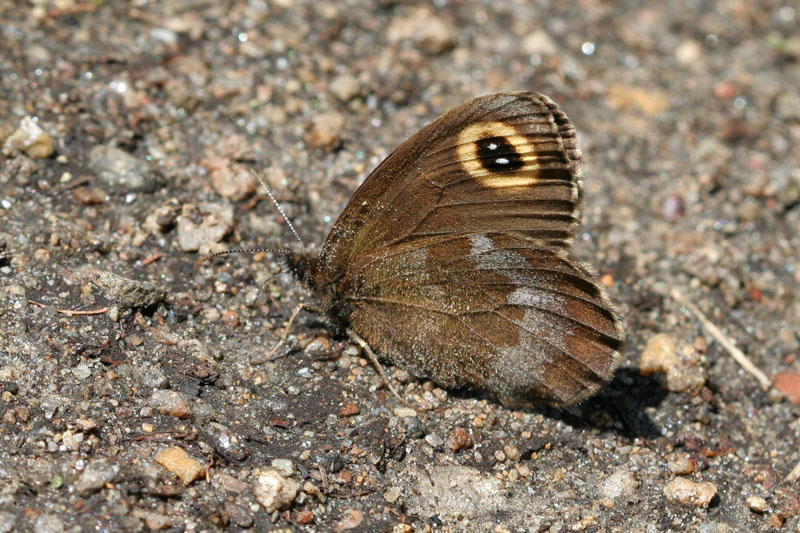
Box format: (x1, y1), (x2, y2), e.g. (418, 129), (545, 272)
(784, 458), (800, 485)
(28, 300), (109, 316)
(670, 289), (771, 389)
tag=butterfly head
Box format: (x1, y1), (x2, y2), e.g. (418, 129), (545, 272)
(284, 250), (352, 336)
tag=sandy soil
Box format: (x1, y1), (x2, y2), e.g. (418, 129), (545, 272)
(1, 1), (799, 531)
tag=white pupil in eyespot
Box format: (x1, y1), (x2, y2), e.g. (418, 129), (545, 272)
(496, 158), (509, 165)
(487, 143), (498, 150)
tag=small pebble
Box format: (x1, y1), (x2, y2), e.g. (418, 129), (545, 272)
(303, 480), (318, 495)
(503, 445), (521, 462)
(640, 333), (705, 392)
(176, 203), (234, 252)
(394, 407), (417, 418)
(3, 117), (54, 158)
(132, 510), (171, 530)
(402, 416), (425, 439)
(270, 458), (295, 477)
(61, 430), (83, 451)
(384, 486), (401, 503)
(72, 363), (92, 380)
(521, 30), (558, 56)
(600, 469), (639, 500)
(667, 453), (695, 475)
(0, 512), (16, 533)
(661, 194), (685, 221)
(386, 8), (455, 54)
(222, 309), (239, 327)
(305, 111), (345, 148)
(213, 472), (249, 494)
(75, 461), (119, 496)
(745, 495), (768, 513)
(34, 515), (63, 533)
(337, 403), (360, 417)
(675, 40), (702, 66)
(204, 307), (222, 322)
(252, 467), (299, 513)
(424, 433), (444, 449)
(154, 446), (205, 485)
(713, 81), (737, 100)
(446, 426), (473, 452)
(149, 390), (193, 419)
(663, 477), (717, 507)
(330, 74), (360, 102)
(773, 372), (800, 405)
(394, 369), (410, 383)
(336, 508), (364, 531)
(71, 186), (106, 205)
(206, 157), (258, 201)
(640, 333), (679, 375)
(33, 248), (50, 263)
(89, 143), (153, 191)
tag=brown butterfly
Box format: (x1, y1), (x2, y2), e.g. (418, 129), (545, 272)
(275, 92), (625, 407)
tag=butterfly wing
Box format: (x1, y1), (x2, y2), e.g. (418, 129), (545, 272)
(302, 91), (623, 405)
(317, 92), (583, 281)
(339, 232), (624, 406)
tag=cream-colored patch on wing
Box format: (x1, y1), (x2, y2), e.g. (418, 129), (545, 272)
(507, 286), (566, 310)
(469, 234), (494, 256)
(456, 121), (539, 188)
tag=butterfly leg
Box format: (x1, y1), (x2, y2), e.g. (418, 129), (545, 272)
(346, 328), (411, 407)
(249, 303), (305, 365)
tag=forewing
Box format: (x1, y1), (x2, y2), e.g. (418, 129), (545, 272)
(317, 92), (583, 281)
(341, 233), (624, 406)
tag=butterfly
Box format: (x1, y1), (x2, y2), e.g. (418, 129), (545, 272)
(281, 91), (624, 407)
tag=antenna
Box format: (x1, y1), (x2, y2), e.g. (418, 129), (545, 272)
(220, 114), (306, 251)
(250, 170), (306, 251)
(194, 247), (293, 268)
(194, 169), (305, 267)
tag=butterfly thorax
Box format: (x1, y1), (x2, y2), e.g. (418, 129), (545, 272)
(285, 250), (352, 336)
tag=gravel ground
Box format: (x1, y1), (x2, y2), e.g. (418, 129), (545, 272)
(1, 1), (799, 532)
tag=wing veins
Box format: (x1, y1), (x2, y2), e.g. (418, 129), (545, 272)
(354, 242), (580, 286)
(439, 198), (573, 209)
(372, 275), (611, 317)
(423, 154), (569, 177)
(351, 292), (617, 351)
(445, 172), (576, 189)
(474, 285), (615, 371)
(472, 281), (601, 376)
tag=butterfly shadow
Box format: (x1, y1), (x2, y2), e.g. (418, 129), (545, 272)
(532, 367), (667, 440)
(446, 367), (665, 440)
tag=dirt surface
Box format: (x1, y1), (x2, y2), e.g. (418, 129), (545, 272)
(1, 1), (799, 532)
